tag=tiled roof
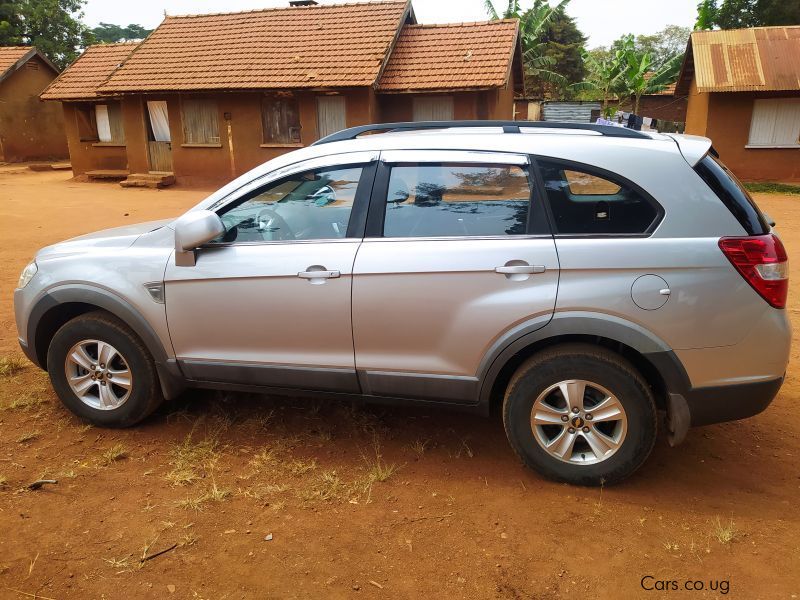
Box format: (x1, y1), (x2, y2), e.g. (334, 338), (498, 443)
(0, 46), (58, 83)
(0, 46), (33, 76)
(99, 1), (411, 93)
(676, 26), (800, 95)
(40, 43), (138, 100)
(377, 21), (519, 91)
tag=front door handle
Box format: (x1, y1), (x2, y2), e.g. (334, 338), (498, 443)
(495, 265), (545, 274)
(298, 268), (340, 280)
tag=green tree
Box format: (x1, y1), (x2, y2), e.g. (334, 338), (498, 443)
(617, 35), (683, 114)
(484, 0), (576, 97)
(0, 0), (23, 45)
(605, 25), (691, 69)
(0, 0), (92, 69)
(91, 22), (152, 43)
(694, 0), (800, 29)
(531, 1), (586, 98)
(573, 48), (626, 110)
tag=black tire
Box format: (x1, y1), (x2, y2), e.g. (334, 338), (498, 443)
(47, 311), (164, 427)
(503, 343), (657, 486)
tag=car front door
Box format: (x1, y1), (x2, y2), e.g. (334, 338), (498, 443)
(352, 150), (559, 404)
(164, 151), (377, 394)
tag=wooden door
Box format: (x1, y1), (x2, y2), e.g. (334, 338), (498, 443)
(146, 100), (173, 173)
(148, 141), (173, 172)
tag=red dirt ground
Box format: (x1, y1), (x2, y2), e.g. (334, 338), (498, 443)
(1, 166), (798, 599)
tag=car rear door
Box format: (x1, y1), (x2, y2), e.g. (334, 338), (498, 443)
(351, 150), (559, 404)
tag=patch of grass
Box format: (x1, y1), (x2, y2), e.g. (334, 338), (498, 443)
(744, 181), (800, 195)
(286, 458), (318, 476)
(713, 516), (738, 544)
(241, 482), (290, 504)
(362, 439), (398, 484)
(0, 355), (26, 377)
(301, 469), (348, 502)
(104, 555), (132, 570)
(0, 392), (48, 412)
(101, 444), (128, 465)
(166, 426), (221, 486)
(17, 430), (40, 444)
(409, 438), (430, 457)
(177, 480), (231, 511)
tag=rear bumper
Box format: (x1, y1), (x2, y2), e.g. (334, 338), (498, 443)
(683, 376), (783, 426)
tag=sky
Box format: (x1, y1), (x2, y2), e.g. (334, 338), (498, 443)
(81, 0), (699, 49)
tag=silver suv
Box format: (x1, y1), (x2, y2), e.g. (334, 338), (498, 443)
(14, 121), (791, 485)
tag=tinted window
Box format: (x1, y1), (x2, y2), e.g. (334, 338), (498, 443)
(694, 155), (769, 235)
(383, 163), (531, 237)
(216, 166), (362, 242)
(538, 160), (659, 235)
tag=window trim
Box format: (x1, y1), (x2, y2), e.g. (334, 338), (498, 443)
(365, 151), (550, 239)
(530, 155), (664, 238)
(203, 159), (378, 247)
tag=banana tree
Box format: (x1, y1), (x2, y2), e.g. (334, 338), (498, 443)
(485, 0), (571, 91)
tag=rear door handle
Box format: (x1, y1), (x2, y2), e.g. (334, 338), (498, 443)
(298, 270), (340, 279)
(495, 265), (545, 274)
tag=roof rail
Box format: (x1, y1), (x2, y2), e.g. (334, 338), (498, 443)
(312, 120), (651, 145)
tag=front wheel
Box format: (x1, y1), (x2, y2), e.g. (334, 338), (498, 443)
(503, 344), (657, 486)
(47, 311), (164, 427)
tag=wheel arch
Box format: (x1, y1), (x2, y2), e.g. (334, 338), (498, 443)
(26, 286), (185, 400)
(479, 313), (690, 415)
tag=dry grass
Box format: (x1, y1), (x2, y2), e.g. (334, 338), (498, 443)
(166, 425), (221, 486)
(101, 444), (128, 466)
(0, 475), (7, 488)
(0, 355), (26, 378)
(177, 480), (232, 511)
(17, 430), (40, 444)
(362, 438), (398, 484)
(286, 458), (318, 475)
(409, 438), (430, 457)
(713, 517), (738, 544)
(0, 391), (48, 412)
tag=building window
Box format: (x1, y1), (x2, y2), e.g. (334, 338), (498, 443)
(262, 96), (301, 145)
(76, 104), (98, 142)
(95, 102), (125, 144)
(412, 96), (454, 121)
(182, 98), (220, 145)
(316, 96), (346, 139)
(748, 98), (800, 148)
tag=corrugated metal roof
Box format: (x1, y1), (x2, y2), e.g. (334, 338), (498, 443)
(680, 26), (800, 93)
(542, 101), (601, 124)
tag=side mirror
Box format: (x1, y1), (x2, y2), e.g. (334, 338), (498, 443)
(174, 210), (225, 267)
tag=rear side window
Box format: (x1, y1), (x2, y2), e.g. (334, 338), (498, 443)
(694, 155), (769, 235)
(382, 163), (531, 237)
(538, 160), (660, 235)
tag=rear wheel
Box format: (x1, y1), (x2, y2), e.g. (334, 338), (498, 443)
(503, 344), (657, 486)
(47, 312), (163, 427)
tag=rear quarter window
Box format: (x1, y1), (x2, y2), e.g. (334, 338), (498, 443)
(693, 155), (770, 235)
(537, 159), (661, 235)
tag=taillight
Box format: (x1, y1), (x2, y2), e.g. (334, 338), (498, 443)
(719, 234), (788, 309)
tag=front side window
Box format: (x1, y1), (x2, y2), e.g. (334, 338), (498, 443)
(538, 160), (659, 235)
(382, 163), (531, 238)
(216, 165), (363, 243)
(182, 98), (220, 145)
(262, 96), (301, 145)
